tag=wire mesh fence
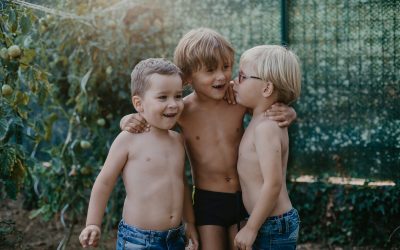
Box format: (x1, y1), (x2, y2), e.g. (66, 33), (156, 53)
(165, 0), (399, 180)
(287, 0), (399, 180)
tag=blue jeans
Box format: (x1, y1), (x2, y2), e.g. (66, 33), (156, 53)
(116, 220), (185, 250)
(252, 208), (300, 250)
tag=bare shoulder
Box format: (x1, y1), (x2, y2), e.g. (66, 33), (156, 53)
(254, 118), (283, 137)
(230, 102), (247, 114)
(182, 93), (196, 112)
(113, 130), (139, 146)
(180, 93), (197, 124)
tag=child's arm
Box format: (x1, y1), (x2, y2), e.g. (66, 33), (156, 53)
(265, 103), (297, 127)
(120, 113), (149, 133)
(180, 136), (199, 249)
(234, 122), (283, 249)
(182, 179), (199, 250)
(79, 132), (129, 248)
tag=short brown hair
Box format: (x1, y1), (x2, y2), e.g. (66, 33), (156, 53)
(131, 58), (182, 96)
(174, 28), (234, 79)
(240, 45), (301, 104)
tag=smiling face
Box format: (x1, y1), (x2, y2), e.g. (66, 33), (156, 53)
(188, 62), (232, 100)
(133, 73), (184, 130)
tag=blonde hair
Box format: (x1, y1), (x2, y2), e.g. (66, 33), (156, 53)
(174, 27), (234, 78)
(131, 58), (182, 96)
(240, 45), (301, 104)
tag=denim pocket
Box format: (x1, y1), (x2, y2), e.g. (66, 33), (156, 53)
(123, 238), (147, 250)
(254, 209), (300, 249)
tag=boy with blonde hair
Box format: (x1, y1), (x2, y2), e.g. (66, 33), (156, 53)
(233, 45), (301, 250)
(121, 29), (297, 249)
(79, 58), (198, 250)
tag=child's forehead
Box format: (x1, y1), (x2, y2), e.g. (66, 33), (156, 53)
(199, 59), (231, 70)
(146, 73), (182, 91)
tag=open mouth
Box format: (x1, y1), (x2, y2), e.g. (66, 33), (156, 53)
(212, 83), (226, 89)
(163, 113), (177, 118)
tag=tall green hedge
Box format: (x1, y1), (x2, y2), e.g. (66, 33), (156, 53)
(289, 181), (400, 247)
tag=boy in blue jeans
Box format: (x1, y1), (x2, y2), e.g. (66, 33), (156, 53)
(79, 58), (198, 249)
(233, 45), (301, 250)
(121, 28), (297, 249)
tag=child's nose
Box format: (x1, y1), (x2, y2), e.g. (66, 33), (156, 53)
(215, 70), (226, 81)
(167, 99), (178, 108)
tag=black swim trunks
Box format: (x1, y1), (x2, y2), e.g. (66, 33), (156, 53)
(193, 188), (248, 229)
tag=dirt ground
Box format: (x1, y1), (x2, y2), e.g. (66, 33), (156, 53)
(0, 198), (116, 250)
(0, 198), (387, 250)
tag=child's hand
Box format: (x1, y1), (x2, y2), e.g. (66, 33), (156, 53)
(223, 81), (237, 104)
(79, 225), (101, 248)
(120, 113), (149, 133)
(185, 223), (199, 250)
(265, 103), (297, 127)
(234, 226), (257, 250)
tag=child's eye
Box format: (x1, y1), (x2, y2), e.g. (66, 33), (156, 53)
(206, 68), (215, 72)
(175, 94), (182, 99)
(158, 96), (167, 100)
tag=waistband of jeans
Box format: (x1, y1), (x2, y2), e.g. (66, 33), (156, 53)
(119, 220), (183, 237)
(266, 208), (297, 221)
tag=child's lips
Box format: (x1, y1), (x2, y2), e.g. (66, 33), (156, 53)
(212, 83), (226, 89)
(163, 113), (177, 118)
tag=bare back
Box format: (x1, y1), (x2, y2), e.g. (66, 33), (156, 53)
(121, 130), (185, 230)
(178, 93), (247, 193)
(237, 117), (292, 216)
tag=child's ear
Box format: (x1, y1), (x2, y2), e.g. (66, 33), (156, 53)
(132, 95), (144, 112)
(262, 82), (274, 98)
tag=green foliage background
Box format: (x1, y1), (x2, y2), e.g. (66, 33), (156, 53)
(0, 0), (399, 248)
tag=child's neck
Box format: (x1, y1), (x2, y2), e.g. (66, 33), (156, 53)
(193, 91), (224, 106)
(252, 101), (274, 117)
(148, 126), (170, 136)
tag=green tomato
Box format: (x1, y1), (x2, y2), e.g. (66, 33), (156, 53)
(2, 84), (13, 96)
(8, 45), (21, 58)
(106, 66), (113, 75)
(80, 140), (91, 149)
(0, 48), (9, 60)
(97, 118), (106, 126)
(80, 166), (92, 175)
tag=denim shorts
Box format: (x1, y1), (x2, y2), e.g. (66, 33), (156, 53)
(252, 208), (300, 250)
(116, 220), (185, 250)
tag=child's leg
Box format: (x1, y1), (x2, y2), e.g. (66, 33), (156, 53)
(198, 225), (228, 250)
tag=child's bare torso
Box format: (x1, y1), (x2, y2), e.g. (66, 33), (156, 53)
(237, 117), (292, 216)
(121, 130), (185, 230)
(179, 93), (247, 193)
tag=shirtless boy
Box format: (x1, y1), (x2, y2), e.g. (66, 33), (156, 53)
(121, 28), (296, 249)
(233, 45), (301, 250)
(79, 58), (198, 249)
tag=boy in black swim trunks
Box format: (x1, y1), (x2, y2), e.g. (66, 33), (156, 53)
(120, 28), (296, 249)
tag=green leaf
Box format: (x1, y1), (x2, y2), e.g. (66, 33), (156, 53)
(20, 14), (31, 34)
(29, 205), (48, 219)
(20, 48), (36, 65)
(80, 67), (93, 95)
(0, 145), (16, 177)
(8, 9), (18, 33)
(0, 118), (11, 141)
(14, 91), (30, 106)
